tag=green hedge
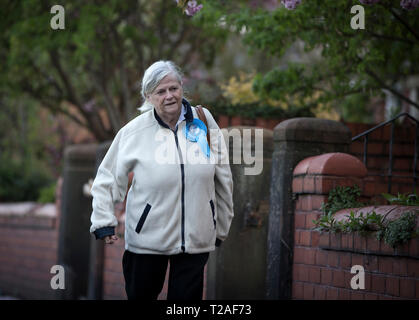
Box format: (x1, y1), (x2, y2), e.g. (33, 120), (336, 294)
(206, 100), (314, 119)
(0, 156), (54, 202)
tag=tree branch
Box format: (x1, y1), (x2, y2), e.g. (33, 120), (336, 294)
(387, 7), (419, 42)
(89, 67), (123, 134)
(29, 58), (65, 98)
(365, 30), (415, 46)
(109, 24), (134, 122)
(21, 82), (88, 128)
(48, 48), (112, 140)
(366, 68), (419, 110)
(168, 19), (192, 60)
(48, 49), (83, 108)
(157, 0), (169, 58)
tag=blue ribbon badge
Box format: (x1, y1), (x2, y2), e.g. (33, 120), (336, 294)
(184, 118), (210, 158)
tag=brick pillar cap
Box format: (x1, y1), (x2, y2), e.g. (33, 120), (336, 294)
(293, 152), (367, 177)
(64, 143), (98, 161)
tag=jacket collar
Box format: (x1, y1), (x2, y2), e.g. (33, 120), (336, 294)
(153, 98), (194, 129)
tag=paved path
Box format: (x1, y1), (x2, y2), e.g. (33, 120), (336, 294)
(0, 296), (20, 300)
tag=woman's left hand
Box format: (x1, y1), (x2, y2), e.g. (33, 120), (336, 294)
(104, 235), (118, 244)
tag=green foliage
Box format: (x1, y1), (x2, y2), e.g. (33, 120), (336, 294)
(379, 211), (418, 247)
(313, 185), (366, 232)
(321, 185), (364, 216)
(0, 96), (61, 185)
(313, 187), (419, 247)
(341, 210), (385, 235)
(0, 156), (53, 202)
(37, 183), (56, 204)
(203, 0), (419, 120)
(313, 211), (341, 233)
(313, 210), (385, 235)
(208, 100), (314, 119)
(0, 0), (229, 140)
(382, 191), (419, 206)
(339, 93), (375, 124)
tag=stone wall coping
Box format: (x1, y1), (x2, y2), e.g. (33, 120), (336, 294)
(293, 152), (368, 177)
(334, 205), (419, 228)
(0, 202), (57, 218)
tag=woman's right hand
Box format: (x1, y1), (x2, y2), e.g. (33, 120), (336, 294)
(104, 235), (118, 244)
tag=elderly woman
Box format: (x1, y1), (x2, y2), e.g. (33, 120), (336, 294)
(89, 60), (234, 300)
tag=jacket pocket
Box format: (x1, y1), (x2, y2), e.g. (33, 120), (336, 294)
(135, 203), (152, 234)
(209, 200), (216, 229)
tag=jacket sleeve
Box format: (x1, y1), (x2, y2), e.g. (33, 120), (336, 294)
(204, 107), (234, 244)
(90, 129), (130, 237)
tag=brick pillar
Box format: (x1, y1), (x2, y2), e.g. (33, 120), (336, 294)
(57, 143), (98, 299)
(206, 127), (273, 299)
(266, 118), (352, 299)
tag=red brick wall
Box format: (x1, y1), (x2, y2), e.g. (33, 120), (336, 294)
(0, 207), (59, 299)
(292, 156), (419, 300)
(102, 237), (126, 300)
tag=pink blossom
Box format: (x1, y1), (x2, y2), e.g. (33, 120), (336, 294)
(185, 1), (203, 16)
(281, 0), (301, 10)
(359, 0), (380, 4)
(400, 0), (419, 9)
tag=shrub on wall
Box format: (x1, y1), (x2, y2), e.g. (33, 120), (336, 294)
(37, 183), (56, 204)
(208, 100), (314, 119)
(313, 186), (419, 248)
(0, 156), (53, 202)
(320, 185), (365, 216)
(382, 192), (419, 206)
(379, 211), (418, 247)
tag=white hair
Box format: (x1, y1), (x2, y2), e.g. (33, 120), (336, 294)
(138, 60), (184, 113)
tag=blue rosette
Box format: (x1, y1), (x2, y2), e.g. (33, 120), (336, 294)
(184, 118), (210, 158)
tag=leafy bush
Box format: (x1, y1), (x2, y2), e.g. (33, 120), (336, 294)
(313, 211), (341, 233)
(313, 210), (385, 235)
(207, 100), (314, 119)
(0, 156), (53, 202)
(378, 211), (418, 248)
(313, 185), (366, 233)
(313, 186), (418, 248)
(343, 211), (385, 235)
(37, 183), (56, 204)
(382, 192), (419, 206)
(321, 185), (364, 216)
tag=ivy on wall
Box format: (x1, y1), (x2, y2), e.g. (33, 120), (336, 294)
(313, 186), (419, 248)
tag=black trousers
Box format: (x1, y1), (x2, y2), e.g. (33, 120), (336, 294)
(122, 250), (209, 300)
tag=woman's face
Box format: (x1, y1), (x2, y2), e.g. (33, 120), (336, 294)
(148, 74), (183, 120)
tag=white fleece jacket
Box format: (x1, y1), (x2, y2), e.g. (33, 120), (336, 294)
(89, 101), (234, 255)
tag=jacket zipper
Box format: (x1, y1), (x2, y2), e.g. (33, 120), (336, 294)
(210, 200), (216, 229)
(135, 203), (152, 234)
(173, 128), (186, 252)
